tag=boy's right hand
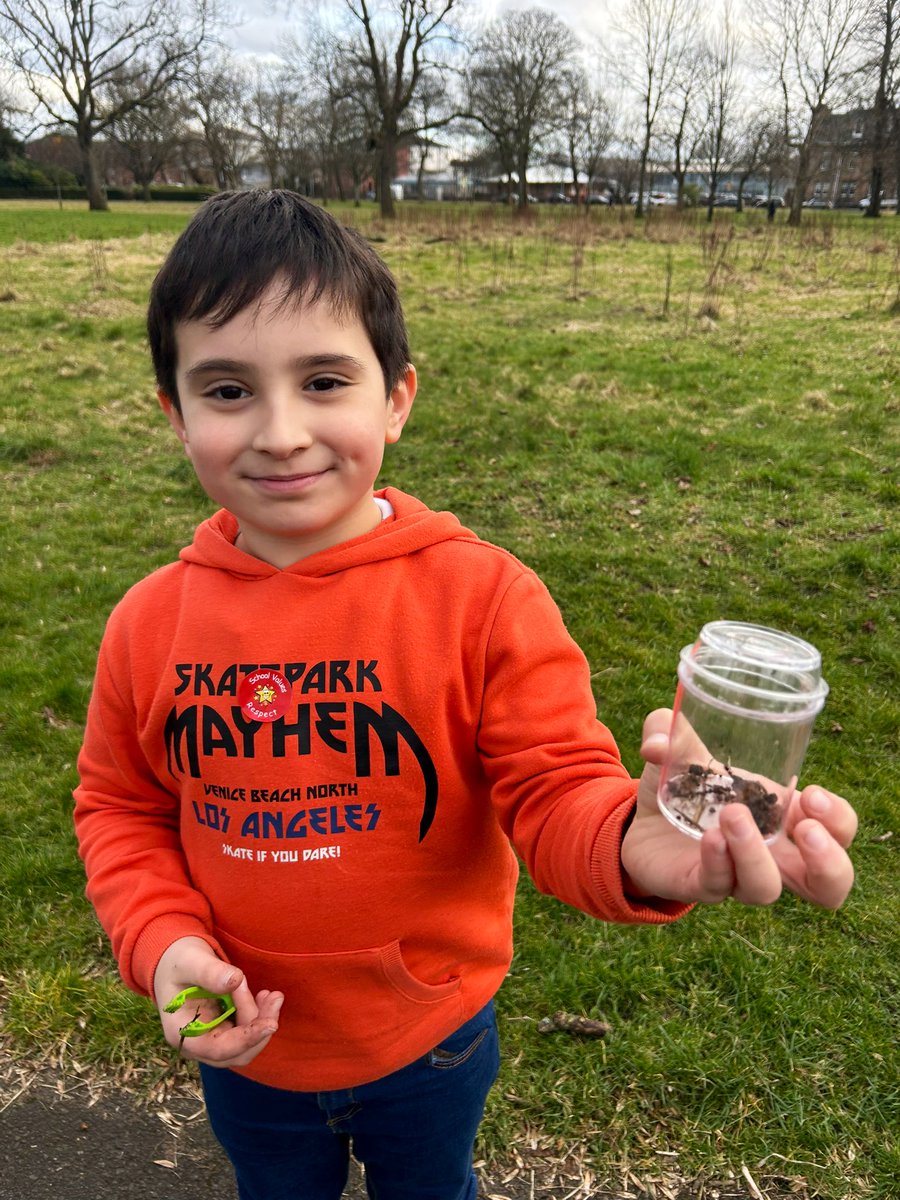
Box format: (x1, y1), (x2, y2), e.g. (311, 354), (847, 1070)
(153, 936), (283, 1068)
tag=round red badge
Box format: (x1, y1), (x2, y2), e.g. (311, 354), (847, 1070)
(237, 668), (292, 723)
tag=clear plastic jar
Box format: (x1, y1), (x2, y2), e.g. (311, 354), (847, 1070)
(657, 622), (829, 841)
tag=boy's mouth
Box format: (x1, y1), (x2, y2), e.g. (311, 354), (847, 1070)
(249, 470), (329, 493)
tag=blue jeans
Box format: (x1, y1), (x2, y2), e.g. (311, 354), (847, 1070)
(200, 1001), (500, 1200)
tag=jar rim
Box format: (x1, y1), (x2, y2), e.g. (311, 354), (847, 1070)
(698, 621), (823, 672)
(678, 645), (829, 715)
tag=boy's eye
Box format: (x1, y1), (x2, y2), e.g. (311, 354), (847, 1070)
(209, 384), (249, 402)
(308, 376), (344, 393)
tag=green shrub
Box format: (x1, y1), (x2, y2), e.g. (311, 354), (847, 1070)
(0, 158), (55, 189)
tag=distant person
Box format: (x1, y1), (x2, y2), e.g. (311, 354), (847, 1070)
(767, 197), (777, 222)
(74, 190), (857, 1200)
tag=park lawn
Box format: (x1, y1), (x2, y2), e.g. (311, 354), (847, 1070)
(0, 203), (897, 1198)
(0, 199), (205, 246)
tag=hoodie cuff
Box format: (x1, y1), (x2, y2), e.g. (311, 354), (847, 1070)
(591, 795), (694, 924)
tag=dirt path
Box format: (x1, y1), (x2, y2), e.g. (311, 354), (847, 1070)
(0, 1060), (815, 1200)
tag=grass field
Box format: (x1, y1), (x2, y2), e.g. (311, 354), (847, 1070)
(0, 198), (203, 245)
(0, 199), (897, 1198)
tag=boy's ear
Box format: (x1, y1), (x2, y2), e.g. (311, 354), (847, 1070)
(385, 365), (417, 445)
(158, 389), (191, 455)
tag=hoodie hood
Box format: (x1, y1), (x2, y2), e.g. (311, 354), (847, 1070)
(179, 488), (476, 581)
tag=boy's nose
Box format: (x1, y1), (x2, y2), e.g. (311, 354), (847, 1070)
(251, 397), (313, 458)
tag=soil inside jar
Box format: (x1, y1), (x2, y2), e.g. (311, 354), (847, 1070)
(664, 763), (781, 837)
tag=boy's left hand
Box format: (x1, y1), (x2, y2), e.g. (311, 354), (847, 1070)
(621, 710), (857, 910)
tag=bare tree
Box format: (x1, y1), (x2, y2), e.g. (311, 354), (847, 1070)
(462, 57), (517, 203)
(701, 4), (741, 220)
(756, 0), (866, 225)
(466, 8), (579, 209)
(409, 75), (453, 199)
(329, 107), (375, 202)
(0, 69), (27, 153)
(609, 135), (643, 202)
(663, 45), (708, 207)
(618, 0), (701, 216)
(105, 71), (190, 198)
(188, 46), (253, 190)
(731, 112), (786, 209)
(861, 0), (900, 215)
(244, 63), (318, 192)
(556, 68), (616, 202)
(287, 28), (368, 201)
(324, 0), (459, 218)
(0, 0), (211, 209)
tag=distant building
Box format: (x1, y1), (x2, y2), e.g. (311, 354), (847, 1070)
(391, 138), (466, 200)
(805, 107), (898, 207)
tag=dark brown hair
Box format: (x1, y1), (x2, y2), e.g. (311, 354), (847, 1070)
(147, 189), (410, 408)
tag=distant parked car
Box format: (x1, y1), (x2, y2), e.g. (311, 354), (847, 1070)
(803, 197), (833, 209)
(859, 195), (898, 210)
(752, 195), (784, 208)
(587, 192), (611, 205)
(630, 191), (676, 206)
(545, 192), (572, 204)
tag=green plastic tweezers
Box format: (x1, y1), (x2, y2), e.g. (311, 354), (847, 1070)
(164, 986), (236, 1037)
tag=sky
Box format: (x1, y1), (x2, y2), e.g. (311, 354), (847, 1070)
(222, 0), (614, 63)
(1, 0), (621, 137)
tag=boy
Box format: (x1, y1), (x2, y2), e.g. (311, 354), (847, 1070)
(74, 190), (856, 1200)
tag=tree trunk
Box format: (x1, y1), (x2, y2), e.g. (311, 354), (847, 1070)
(789, 107), (824, 228)
(209, 137), (228, 190)
(378, 133), (396, 219)
(865, 98), (889, 219)
(788, 145), (811, 227)
(865, 164), (884, 218)
(706, 169), (718, 221)
(866, 5), (894, 219)
(788, 185), (804, 226)
(516, 151), (529, 210)
(80, 139), (108, 211)
(416, 137), (430, 202)
(636, 133), (651, 218)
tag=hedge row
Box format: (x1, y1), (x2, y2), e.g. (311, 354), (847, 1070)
(0, 185), (217, 202)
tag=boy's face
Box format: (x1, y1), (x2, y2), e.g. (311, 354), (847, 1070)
(161, 283), (416, 568)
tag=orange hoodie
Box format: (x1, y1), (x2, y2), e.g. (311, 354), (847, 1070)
(74, 488), (686, 1091)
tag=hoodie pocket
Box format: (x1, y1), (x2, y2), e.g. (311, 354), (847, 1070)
(216, 928), (464, 1066)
